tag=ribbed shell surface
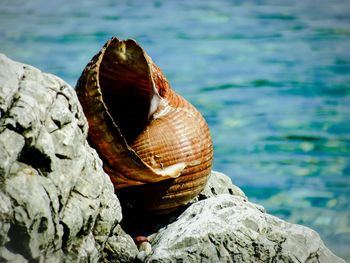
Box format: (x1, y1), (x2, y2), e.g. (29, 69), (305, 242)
(76, 37), (213, 213)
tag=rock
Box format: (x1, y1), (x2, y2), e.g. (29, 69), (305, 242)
(0, 54), (138, 262)
(192, 171), (265, 213)
(146, 174), (345, 263)
(198, 171), (247, 199)
(99, 225), (138, 263)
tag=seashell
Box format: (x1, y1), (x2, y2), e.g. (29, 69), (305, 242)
(76, 37), (213, 214)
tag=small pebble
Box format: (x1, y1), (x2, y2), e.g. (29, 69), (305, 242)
(139, 241), (152, 255)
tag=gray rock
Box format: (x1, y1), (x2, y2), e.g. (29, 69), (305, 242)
(0, 54), (137, 262)
(99, 225), (138, 263)
(200, 171), (247, 199)
(147, 175), (345, 263)
(193, 171), (265, 213)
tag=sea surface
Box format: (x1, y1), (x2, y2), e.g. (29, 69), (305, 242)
(1, 0), (349, 260)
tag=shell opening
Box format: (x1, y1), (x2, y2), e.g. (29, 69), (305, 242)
(98, 39), (158, 144)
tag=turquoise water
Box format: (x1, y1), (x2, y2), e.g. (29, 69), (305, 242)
(1, 0), (349, 260)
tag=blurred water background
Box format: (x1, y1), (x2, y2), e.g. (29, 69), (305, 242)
(1, 0), (349, 260)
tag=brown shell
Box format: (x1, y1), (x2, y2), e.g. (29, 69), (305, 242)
(76, 37), (213, 213)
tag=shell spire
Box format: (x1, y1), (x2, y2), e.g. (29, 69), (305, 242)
(76, 37), (213, 213)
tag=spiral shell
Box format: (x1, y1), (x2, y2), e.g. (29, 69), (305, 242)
(76, 37), (213, 213)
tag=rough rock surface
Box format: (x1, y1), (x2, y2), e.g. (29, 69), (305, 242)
(0, 54), (138, 262)
(146, 171), (345, 263)
(195, 171), (247, 200)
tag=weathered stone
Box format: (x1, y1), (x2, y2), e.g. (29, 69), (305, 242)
(0, 54), (137, 262)
(195, 170), (247, 200)
(194, 171), (265, 213)
(147, 192), (345, 263)
(99, 225), (139, 263)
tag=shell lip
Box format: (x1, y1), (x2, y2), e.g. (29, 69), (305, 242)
(93, 37), (185, 184)
(97, 37), (152, 144)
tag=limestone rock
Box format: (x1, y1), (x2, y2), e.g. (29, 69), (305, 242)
(196, 170), (247, 200)
(0, 54), (137, 262)
(147, 175), (345, 263)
